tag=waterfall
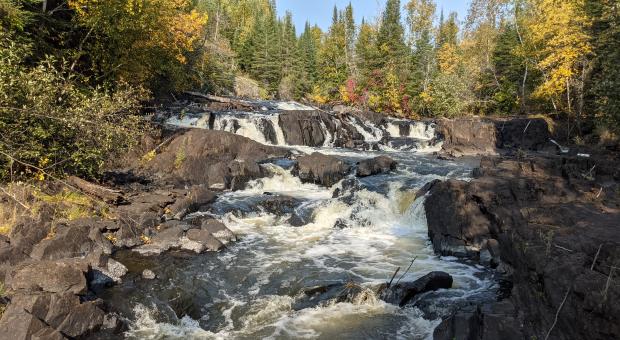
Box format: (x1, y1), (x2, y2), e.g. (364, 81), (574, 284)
(165, 103), (439, 151)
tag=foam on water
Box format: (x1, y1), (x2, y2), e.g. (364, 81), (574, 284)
(119, 118), (492, 339)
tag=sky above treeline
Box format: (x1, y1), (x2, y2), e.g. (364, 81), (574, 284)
(276, 0), (470, 32)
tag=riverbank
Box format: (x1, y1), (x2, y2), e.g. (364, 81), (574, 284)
(0, 99), (617, 339)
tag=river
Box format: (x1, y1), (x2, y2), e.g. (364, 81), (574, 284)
(101, 105), (498, 339)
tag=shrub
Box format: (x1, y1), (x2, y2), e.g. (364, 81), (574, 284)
(0, 31), (149, 181)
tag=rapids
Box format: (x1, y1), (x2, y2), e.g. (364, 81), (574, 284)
(101, 105), (499, 339)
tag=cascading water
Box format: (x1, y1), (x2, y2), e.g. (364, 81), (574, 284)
(164, 103), (439, 152)
(100, 134), (497, 339)
(107, 102), (496, 339)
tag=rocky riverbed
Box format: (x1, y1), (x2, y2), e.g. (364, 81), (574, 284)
(0, 98), (618, 340)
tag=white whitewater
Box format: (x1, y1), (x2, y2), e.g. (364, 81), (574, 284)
(123, 159), (493, 340)
(122, 102), (494, 340)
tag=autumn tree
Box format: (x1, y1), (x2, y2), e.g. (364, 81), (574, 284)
(69, 0), (208, 92)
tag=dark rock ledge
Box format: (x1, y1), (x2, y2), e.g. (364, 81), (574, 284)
(425, 150), (620, 340)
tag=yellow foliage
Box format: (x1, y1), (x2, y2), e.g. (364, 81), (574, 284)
(437, 43), (459, 75)
(68, 0), (207, 88)
(309, 85), (329, 104)
(528, 0), (592, 101)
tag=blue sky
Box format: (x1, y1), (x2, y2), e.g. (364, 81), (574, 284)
(276, 0), (470, 32)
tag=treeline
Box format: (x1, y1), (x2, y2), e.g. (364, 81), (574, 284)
(0, 0), (618, 181)
(198, 0), (619, 132)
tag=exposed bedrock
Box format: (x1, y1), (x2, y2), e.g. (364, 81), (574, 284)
(436, 117), (552, 157)
(139, 129), (290, 190)
(425, 152), (620, 340)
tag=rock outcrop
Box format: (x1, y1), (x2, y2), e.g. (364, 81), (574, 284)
(356, 156), (397, 177)
(293, 152), (352, 187)
(140, 129), (289, 189)
(436, 117), (552, 157)
(425, 152), (620, 340)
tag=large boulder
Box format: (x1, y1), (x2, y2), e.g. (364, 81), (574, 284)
(0, 293), (105, 339)
(166, 187), (216, 220)
(140, 129), (289, 189)
(436, 117), (553, 157)
(293, 152), (351, 187)
(356, 156), (397, 177)
(377, 271), (453, 306)
(433, 301), (524, 340)
(30, 219), (113, 261)
(278, 111), (332, 146)
(436, 118), (497, 157)
(493, 118), (551, 150)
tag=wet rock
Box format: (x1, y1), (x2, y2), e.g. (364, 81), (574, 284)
(142, 269), (156, 280)
(183, 229), (224, 252)
(89, 257), (128, 290)
(293, 152), (351, 187)
(424, 180), (493, 257)
(494, 118), (551, 150)
(255, 195), (302, 215)
(377, 271), (453, 307)
(133, 225), (184, 256)
(200, 219), (236, 244)
(294, 282), (375, 310)
(7, 259), (89, 295)
(278, 111), (329, 146)
(425, 154), (620, 340)
(356, 156), (397, 177)
(140, 129), (289, 188)
(434, 301), (524, 340)
(166, 187), (216, 220)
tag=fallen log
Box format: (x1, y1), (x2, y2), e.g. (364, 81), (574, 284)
(67, 176), (124, 204)
(183, 92), (254, 108)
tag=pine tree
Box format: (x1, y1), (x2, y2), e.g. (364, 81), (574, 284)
(344, 3), (357, 77)
(316, 5), (348, 100)
(376, 0), (409, 70)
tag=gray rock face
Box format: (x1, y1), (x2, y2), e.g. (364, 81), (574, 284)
(30, 219), (113, 261)
(184, 229), (224, 252)
(141, 129), (289, 188)
(7, 259), (89, 295)
(0, 293), (105, 339)
(436, 118), (498, 157)
(166, 187), (216, 220)
(356, 156), (397, 177)
(436, 117), (553, 157)
(200, 219), (236, 244)
(425, 155), (620, 340)
(293, 152), (351, 187)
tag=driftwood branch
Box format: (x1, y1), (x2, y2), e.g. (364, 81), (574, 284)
(544, 288), (571, 340)
(0, 186), (31, 211)
(396, 257), (418, 285)
(67, 176), (124, 204)
(183, 92), (253, 108)
(387, 267), (400, 288)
